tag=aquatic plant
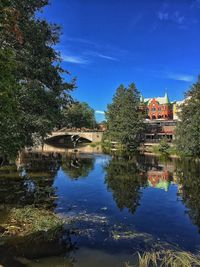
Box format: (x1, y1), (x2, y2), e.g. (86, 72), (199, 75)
(137, 249), (200, 267)
(112, 230), (152, 241)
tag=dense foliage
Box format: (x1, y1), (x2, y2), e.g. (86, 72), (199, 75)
(158, 138), (170, 155)
(106, 83), (145, 149)
(0, 0), (75, 160)
(61, 102), (96, 129)
(176, 77), (200, 157)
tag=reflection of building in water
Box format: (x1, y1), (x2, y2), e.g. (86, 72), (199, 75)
(147, 170), (171, 191)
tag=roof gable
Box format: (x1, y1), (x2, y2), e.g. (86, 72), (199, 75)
(144, 93), (170, 105)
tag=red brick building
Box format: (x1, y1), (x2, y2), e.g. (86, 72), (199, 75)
(141, 93), (173, 120)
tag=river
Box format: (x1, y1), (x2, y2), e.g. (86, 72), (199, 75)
(0, 148), (200, 266)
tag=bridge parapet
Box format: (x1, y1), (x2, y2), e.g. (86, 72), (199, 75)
(48, 131), (103, 143)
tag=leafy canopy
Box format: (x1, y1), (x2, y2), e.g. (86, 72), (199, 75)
(61, 102), (97, 129)
(0, 0), (75, 160)
(176, 76), (200, 157)
(106, 83), (145, 149)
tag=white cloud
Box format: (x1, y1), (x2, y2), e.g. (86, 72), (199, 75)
(149, 69), (194, 82)
(158, 12), (169, 21)
(62, 55), (89, 64)
(65, 37), (96, 46)
(157, 11), (185, 25)
(96, 54), (118, 61)
(95, 110), (105, 115)
(191, 0), (200, 8)
(84, 51), (119, 61)
(166, 72), (194, 82)
(173, 11), (185, 24)
(61, 50), (118, 65)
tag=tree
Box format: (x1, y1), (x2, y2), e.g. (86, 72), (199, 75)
(158, 138), (170, 155)
(0, 48), (21, 161)
(0, 0), (75, 160)
(61, 102), (97, 129)
(106, 83), (145, 149)
(176, 76), (200, 157)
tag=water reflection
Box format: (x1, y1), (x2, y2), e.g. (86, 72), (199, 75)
(105, 156), (147, 213)
(175, 159), (200, 230)
(0, 152), (61, 209)
(1, 152), (200, 266)
(62, 155), (95, 179)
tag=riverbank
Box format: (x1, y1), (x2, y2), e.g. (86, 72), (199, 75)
(0, 206), (72, 266)
(1, 152), (200, 266)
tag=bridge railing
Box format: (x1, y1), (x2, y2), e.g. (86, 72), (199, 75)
(56, 128), (104, 133)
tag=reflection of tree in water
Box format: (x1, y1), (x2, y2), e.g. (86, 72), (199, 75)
(105, 156), (147, 213)
(62, 155), (95, 179)
(175, 159), (200, 229)
(0, 152), (61, 209)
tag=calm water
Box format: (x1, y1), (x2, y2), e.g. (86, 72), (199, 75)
(1, 151), (200, 266)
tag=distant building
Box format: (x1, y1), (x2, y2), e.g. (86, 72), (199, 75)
(139, 92), (188, 143)
(173, 100), (183, 120)
(144, 120), (176, 143)
(141, 93), (173, 120)
(98, 122), (107, 132)
(173, 97), (190, 120)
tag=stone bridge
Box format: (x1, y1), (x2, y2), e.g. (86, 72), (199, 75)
(47, 129), (103, 143)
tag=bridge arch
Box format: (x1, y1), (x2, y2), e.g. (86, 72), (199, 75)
(47, 130), (103, 143)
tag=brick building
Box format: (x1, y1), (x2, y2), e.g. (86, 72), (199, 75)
(141, 93), (173, 120)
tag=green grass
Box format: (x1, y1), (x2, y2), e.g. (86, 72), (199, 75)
(0, 173), (21, 179)
(0, 165), (17, 171)
(137, 249), (200, 267)
(89, 141), (102, 147)
(1, 206), (63, 242)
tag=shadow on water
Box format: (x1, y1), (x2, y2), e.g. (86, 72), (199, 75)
(1, 151), (200, 266)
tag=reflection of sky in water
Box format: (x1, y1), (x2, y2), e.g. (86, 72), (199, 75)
(1, 153), (200, 267)
(53, 155), (200, 255)
(24, 180), (35, 193)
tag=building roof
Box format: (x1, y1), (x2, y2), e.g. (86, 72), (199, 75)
(143, 93), (171, 105)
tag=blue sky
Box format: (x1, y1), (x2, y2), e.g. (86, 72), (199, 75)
(41, 0), (200, 121)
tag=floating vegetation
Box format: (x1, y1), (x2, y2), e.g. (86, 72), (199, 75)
(112, 230), (153, 241)
(137, 249), (200, 267)
(64, 212), (108, 225)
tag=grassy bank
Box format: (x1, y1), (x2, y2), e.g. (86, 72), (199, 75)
(126, 249), (200, 267)
(0, 206), (63, 243)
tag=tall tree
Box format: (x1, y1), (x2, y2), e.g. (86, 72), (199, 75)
(176, 76), (200, 157)
(61, 102), (97, 129)
(106, 83), (145, 149)
(0, 0), (75, 160)
(0, 48), (21, 160)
